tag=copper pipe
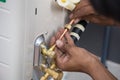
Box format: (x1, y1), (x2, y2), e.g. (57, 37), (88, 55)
(49, 19), (75, 51)
(59, 29), (67, 40)
(59, 19), (75, 39)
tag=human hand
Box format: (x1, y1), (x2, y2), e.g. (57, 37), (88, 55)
(70, 0), (117, 26)
(50, 29), (98, 73)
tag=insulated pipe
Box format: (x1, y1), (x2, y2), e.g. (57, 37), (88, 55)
(70, 20), (88, 44)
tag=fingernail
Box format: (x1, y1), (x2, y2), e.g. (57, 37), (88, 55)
(74, 18), (80, 24)
(56, 40), (63, 48)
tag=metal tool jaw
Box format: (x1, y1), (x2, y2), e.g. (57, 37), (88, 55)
(33, 34), (63, 80)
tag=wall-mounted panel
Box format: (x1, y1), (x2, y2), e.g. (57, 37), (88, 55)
(24, 0), (67, 79)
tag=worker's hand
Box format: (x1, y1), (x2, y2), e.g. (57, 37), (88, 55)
(50, 29), (98, 73)
(50, 29), (117, 80)
(70, 0), (118, 26)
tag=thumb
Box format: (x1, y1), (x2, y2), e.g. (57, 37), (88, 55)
(56, 40), (72, 53)
(56, 40), (63, 48)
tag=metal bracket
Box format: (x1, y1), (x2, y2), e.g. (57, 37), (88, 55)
(33, 34), (45, 66)
(33, 34), (45, 80)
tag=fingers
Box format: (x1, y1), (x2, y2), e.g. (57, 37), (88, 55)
(49, 36), (56, 46)
(56, 31), (75, 53)
(50, 28), (75, 54)
(74, 18), (81, 24)
(55, 30), (75, 47)
(65, 32), (74, 45)
(55, 50), (70, 70)
(49, 28), (64, 46)
(56, 39), (69, 54)
(72, 5), (95, 19)
(73, 0), (91, 12)
(69, 0), (96, 22)
(82, 14), (115, 25)
(56, 39), (74, 56)
(55, 28), (64, 39)
(56, 40), (64, 48)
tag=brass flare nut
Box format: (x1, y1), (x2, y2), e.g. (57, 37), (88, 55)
(46, 50), (55, 58)
(40, 64), (63, 80)
(41, 44), (55, 58)
(40, 70), (63, 80)
(65, 24), (72, 30)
